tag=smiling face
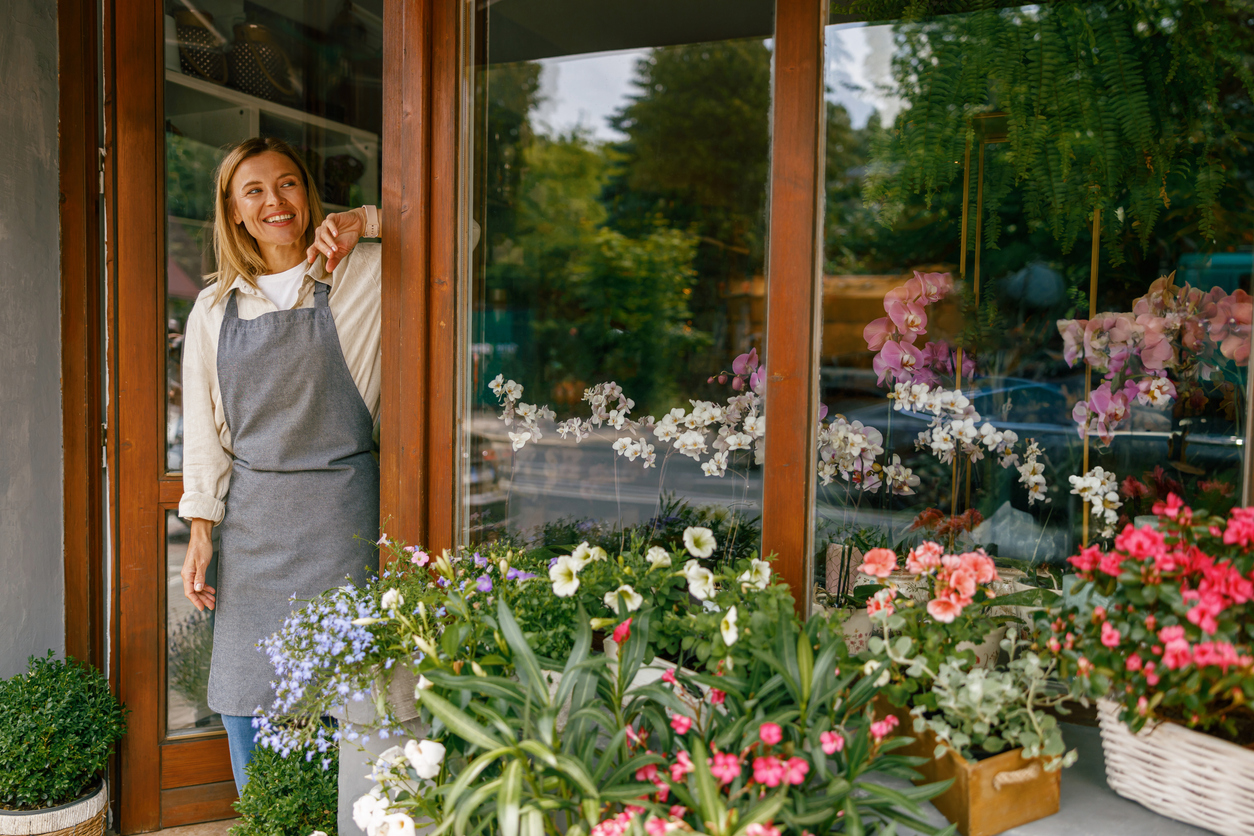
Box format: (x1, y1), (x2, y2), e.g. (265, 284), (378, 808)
(227, 151), (311, 254)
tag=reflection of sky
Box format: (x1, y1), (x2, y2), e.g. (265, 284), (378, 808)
(532, 25), (905, 142)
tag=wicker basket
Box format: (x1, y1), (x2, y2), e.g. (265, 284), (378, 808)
(0, 780), (107, 836)
(1097, 698), (1254, 836)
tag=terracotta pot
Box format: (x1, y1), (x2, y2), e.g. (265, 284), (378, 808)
(877, 700), (1060, 836)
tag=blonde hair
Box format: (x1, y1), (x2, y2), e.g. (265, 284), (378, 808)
(209, 137), (325, 303)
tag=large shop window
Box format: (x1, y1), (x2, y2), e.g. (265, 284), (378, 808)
(162, 0), (383, 737)
(814, 1), (1254, 607)
(463, 1), (776, 558)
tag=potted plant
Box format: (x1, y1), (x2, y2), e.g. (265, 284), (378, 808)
(853, 542), (1074, 835)
(1045, 494), (1254, 836)
(0, 652), (127, 836)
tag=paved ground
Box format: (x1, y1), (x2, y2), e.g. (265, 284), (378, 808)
(116, 819), (238, 836)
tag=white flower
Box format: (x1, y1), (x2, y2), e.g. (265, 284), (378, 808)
(742, 413), (764, 436)
(675, 430), (708, 460)
(371, 745), (407, 780)
(515, 402), (538, 423)
(488, 374), (505, 395)
(377, 814), (416, 836)
(414, 675), (433, 695)
(684, 562), (716, 600)
(503, 380), (523, 400)
(737, 558), (771, 590)
(571, 541), (607, 567)
(683, 526), (717, 558)
(701, 451), (728, 477)
(603, 584), (644, 613)
(607, 408), (628, 429)
(861, 658), (891, 688)
(612, 437), (637, 458)
(404, 738), (446, 780)
(724, 432), (753, 451)
(549, 555), (581, 597)
(720, 606), (739, 646)
(353, 790), (387, 834)
(381, 588), (403, 612)
(508, 431), (531, 451)
(645, 546), (672, 568)
(621, 441), (643, 462)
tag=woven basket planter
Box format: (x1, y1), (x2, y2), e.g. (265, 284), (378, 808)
(1097, 698), (1254, 836)
(0, 780), (107, 836)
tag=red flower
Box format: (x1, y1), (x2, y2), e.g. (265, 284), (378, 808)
(613, 618), (633, 643)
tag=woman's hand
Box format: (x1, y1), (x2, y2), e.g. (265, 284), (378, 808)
(181, 518), (217, 612)
(307, 208), (367, 272)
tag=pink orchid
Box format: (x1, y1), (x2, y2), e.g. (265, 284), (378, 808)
(857, 547), (898, 578)
(758, 722), (783, 746)
(885, 297), (928, 340)
(709, 751), (741, 784)
(1136, 314), (1176, 370)
(820, 731), (845, 755)
(913, 270), (953, 303)
(873, 340), (925, 386)
(1057, 319), (1087, 367)
(732, 347), (760, 376)
(863, 316), (894, 352)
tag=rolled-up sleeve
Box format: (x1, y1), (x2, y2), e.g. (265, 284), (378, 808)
(178, 299), (232, 523)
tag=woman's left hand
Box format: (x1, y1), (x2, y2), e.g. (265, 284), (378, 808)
(307, 208), (366, 272)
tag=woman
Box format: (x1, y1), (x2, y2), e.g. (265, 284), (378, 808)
(178, 136), (381, 792)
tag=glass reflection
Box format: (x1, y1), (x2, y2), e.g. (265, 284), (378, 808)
(815, 2), (1252, 605)
(465, 3), (775, 562)
(166, 511), (222, 735)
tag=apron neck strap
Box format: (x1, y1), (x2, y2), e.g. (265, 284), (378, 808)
(313, 281), (330, 308)
(224, 287), (239, 320)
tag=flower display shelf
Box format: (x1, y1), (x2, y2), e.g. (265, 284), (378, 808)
(1097, 699), (1254, 836)
(880, 701), (1060, 836)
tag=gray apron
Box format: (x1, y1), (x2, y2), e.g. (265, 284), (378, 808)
(208, 279), (379, 716)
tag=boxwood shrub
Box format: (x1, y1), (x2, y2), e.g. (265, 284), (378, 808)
(234, 742), (338, 836)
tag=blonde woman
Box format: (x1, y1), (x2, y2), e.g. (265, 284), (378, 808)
(177, 136), (382, 791)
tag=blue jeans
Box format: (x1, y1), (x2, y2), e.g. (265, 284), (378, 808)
(221, 714), (259, 794)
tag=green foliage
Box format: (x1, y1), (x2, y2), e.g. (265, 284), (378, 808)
(863, 0), (1254, 264)
(233, 742), (338, 836)
(167, 608), (214, 709)
(0, 652), (127, 810)
(166, 133), (223, 221)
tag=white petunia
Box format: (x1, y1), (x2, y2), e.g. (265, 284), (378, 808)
(686, 566), (716, 601)
(737, 558), (771, 590)
(377, 813), (416, 836)
(381, 588), (403, 612)
(371, 745), (407, 781)
(683, 526), (717, 558)
(720, 605), (739, 646)
(403, 738), (446, 780)
(646, 546), (672, 568)
(508, 431), (531, 451)
(352, 790), (387, 834)
(603, 584), (644, 613)
(549, 555), (581, 597)
(414, 675), (433, 695)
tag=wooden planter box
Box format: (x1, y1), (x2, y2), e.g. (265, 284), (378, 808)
(880, 701), (1061, 836)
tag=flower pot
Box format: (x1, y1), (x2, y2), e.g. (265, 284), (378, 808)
(0, 779), (108, 836)
(876, 700), (1060, 836)
(1096, 698), (1254, 836)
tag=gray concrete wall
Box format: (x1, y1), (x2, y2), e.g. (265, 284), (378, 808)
(0, 0), (63, 680)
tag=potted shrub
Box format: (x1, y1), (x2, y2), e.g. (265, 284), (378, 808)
(853, 542), (1074, 835)
(0, 652), (127, 836)
(1045, 494), (1254, 836)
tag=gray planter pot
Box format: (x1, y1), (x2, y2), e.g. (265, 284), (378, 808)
(0, 779), (108, 836)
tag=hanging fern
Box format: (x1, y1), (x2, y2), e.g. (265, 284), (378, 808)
(858, 0), (1254, 265)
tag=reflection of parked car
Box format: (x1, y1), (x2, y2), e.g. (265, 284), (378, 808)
(466, 432), (509, 536)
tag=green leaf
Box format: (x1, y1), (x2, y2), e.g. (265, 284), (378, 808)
(498, 760), (523, 836)
(983, 587), (1061, 608)
(553, 753), (600, 797)
(730, 791), (787, 836)
(797, 631), (815, 706)
(688, 739), (727, 835)
(417, 688), (502, 751)
(518, 740), (558, 768)
(441, 746), (511, 810)
(497, 598), (551, 706)
(453, 777), (502, 836)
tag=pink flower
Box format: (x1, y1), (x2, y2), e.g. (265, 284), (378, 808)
(759, 722), (783, 746)
(1144, 661), (1160, 686)
(613, 618), (633, 643)
(645, 818), (678, 836)
(1114, 525), (1167, 562)
(1069, 544), (1104, 574)
(1076, 656), (1094, 676)
(709, 688), (726, 705)
(669, 751), (694, 782)
(1223, 506), (1254, 547)
(1093, 606), (1107, 621)
(661, 669), (677, 685)
(744, 825), (781, 836)
(732, 348), (760, 376)
(820, 731), (845, 755)
(752, 756), (785, 787)
(709, 752), (741, 784)
(1126, 654), (1142, 672)
(1193, 641), (1251, 672)
(670, 714), (693, 735)
(781, 756), (810, 785)
(669, 806), (686, 819)
(959, 550), (998, 584)
(635, 763), (659, 783)
(927, 592), (966, 623)
(407, 548), (430, 566)
(948, 568), (977, 599)
(857, 548), (898, 578)
(911, 270), (953, 303)
(1136, 314), (1176, 370)
(866, 588), (896, 618)
(863, 317), (894, 352)
(906, 541), (943, 574)
(873, 340), (925, 386)
(870, 714), (900, 742)
(1101, 621), (1121, 648)
(1057, 319), (1087, 367)
(885, 297), (928, 340)
(1098, 549), (1124, 578)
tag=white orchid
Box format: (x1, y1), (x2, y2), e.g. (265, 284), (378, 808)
(603, 584), (644, 613)
(720, 605), (739, 646)
(503, 380), (523, 400)
(701, 451), (728, 477)
(508, 431), (531, 451)
(380, 588), (403, 613)
(737, 558), (771, 590)
(549, 555), (581, 597)
(515, 402), (538, 422)
(404, 738), (445, 780)
(488, 374), (505, 395)
(675, 430), (708, 460)
(682, 526), (716, 558)
(645, 546), (672, 568)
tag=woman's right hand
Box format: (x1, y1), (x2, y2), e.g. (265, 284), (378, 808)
(307, 208), (367, 272)
(181, 518), (217, 611)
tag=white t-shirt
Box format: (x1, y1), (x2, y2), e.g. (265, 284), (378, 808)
(255, 261), (306, 310)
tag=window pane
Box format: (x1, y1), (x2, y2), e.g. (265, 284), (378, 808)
(164, 1), (384, 472)
(464, 2), (776, 559)
(166, 511), (221, 736)
(815, 2), (1252, 606)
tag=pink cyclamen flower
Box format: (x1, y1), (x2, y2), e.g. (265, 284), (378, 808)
(752, 756), (785, 787)
(670, 714), (693, 735)
(709, 751), (741, 784)
(781, 757), (810, 785)
(670, 751), (694, 782)
(870, 714), (899, 742)
(1101, 621), (1121, 648)
(820, 731), (845, 755)
(857, 548), (898, 578)
(759, 722), (783, 746)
